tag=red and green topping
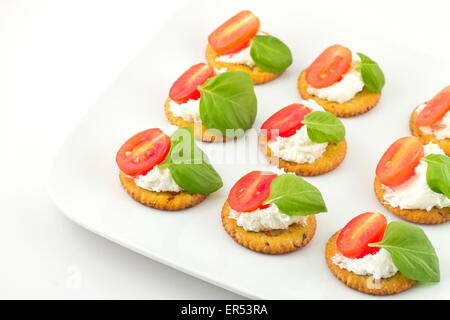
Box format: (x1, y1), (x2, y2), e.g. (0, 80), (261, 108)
(116, 127), (222, 194)
(306, 44), (385, 92)
(208, 10), (292, 75)
(227, 171), (327, 216)
(260, 104), (345, 143)
(337, 212), (440, 282)
(169, 64), (257, 138)
(376, 136), (450, 198)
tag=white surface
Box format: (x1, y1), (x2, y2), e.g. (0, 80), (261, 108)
(0, 0), (240, 299)
(1, 0), (449, 299)
(47, 0), (450, 299)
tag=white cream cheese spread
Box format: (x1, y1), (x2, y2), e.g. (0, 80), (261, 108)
(169, 98), (201, 123)
(216, 45), (255, 68)
(382, 143), (450, 211)
(134, 165), (182, 192)
(229, 204), (308, 232)
(331, 248), (398, 280)
(268, 99), (328, 164)
(307, 68), (364, 103)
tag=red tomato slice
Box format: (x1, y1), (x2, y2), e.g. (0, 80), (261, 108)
(260, 104), (312, 142)
(116, 128), (170, 177)
(169, 63), (215, 104)
(376, 136), (424, 187)
(228, 171), (277, 212)
(416, 86), (450, 126)
(337, 212), (388, 259)
(305, 44), (352, 89)
(208, 10), (260, 55)
(225, 41), (251, 55)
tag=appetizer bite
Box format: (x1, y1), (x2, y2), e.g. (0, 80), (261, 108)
(298, 44), (385, 117)
(206, 10), (292, 84)
(374, 136), (450, 224)
(165, 64), (257, 142)
(221, 170), (326, 254)
(326, 212), (440, 295)
(116, 127), (222, 210)
(410, 85), (450, 155)
(259, 99), (347, 176)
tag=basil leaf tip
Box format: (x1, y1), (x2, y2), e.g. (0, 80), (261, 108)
(301, 111), (345, 143)
(250, 35), (292, 75)
(263, 174), (327, 216)
(369, 221), (440, 282)
(356, 52), (385, 93)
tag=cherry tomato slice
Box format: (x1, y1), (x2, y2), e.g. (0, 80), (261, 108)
(224, 41), (251, 55)
(337, 212), (388, 259)
(376, 136), (424, 187)
(260, 104), (312, 142)
(227, 171), (277, 212)
(416, 86), (450, 126)
(208, 10), (260, 55)
(116, 128), (170, 177)
(169, 63), (215, 104)
(305, 44), (352, 89)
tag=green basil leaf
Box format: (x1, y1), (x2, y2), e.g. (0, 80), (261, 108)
(263, 174), (327, 216)
(161, 127), (223, 194)
(421, 154), (450, 198)
(169, 162), (223, 195)
(250, 35), (293, 75)
(356, 52), (385, 93)
(198, 71), (257, 137)
(369, 221), (440, 282)
(301, 111), (345, 143)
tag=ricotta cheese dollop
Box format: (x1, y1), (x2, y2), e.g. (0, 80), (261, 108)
(382, 143), (450, 211)
(169, 98), (201, 123)
(215, 44), (255, 68)
(331, 248), (398, 280)
(229, 203), (307, 232)
(268, 99), (328, 164)
(134, 165), (182, 192)
(416, 103), (450, 140)
(306, 68), (364, 104)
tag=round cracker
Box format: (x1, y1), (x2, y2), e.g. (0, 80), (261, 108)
(409, 105), (450, 155)
(221, 201), (316, 254)
(119, 171), (207, 211)
(205, 44), (280, 84)
(297, 70), (381, 117)
(259, 135), (347, 176)
(374, 177), (449, 224)
(326, 230), (416, 295)
(164, 97), (229, 142)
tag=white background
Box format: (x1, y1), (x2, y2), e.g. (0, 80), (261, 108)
(0, 0), (241, 299)
(0, 0), (448, 299)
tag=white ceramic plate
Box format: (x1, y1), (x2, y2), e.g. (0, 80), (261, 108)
(48, 0), (450, 299)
